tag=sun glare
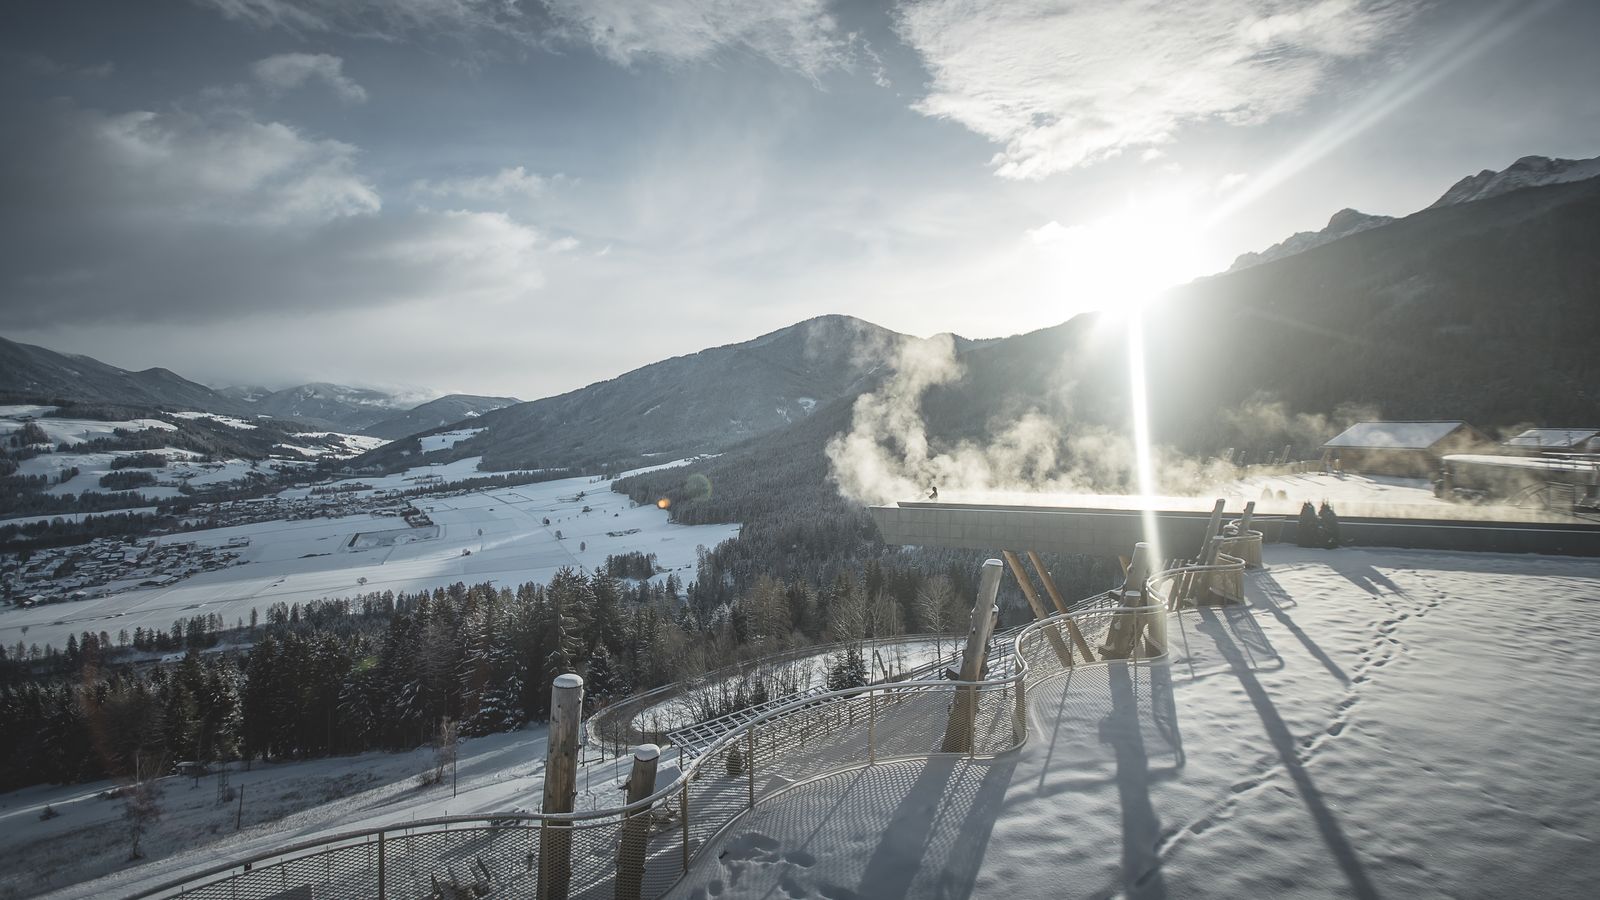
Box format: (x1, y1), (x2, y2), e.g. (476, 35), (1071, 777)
(1035, 193), (1200, 564)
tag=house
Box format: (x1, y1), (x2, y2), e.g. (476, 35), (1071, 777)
(1323, 421), (1490, 477)
(1503, 427), (1600, 456)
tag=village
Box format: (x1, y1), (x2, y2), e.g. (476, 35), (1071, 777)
(1, 536), (249, 608)
(2, 477), (445, 608)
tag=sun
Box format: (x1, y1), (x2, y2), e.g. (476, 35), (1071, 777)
(1030, 190), (1208, 322)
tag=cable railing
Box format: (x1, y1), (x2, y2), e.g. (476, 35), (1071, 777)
(129, 589), (1182, 899)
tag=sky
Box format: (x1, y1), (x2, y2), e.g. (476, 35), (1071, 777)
(2, 0), (1598, 401)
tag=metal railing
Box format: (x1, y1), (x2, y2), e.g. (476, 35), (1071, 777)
(1218, 526), (1265, 568)
(1148, 551), (1247, 608)
(587, 631), (960, 749)
(130, 591), (1182, 899)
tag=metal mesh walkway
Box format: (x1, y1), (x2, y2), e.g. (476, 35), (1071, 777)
(667, 686), (828, 763)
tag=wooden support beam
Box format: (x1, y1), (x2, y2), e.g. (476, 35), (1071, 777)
(1025, 551), (1095, 662)
(1200, 499), (1226, 560)
(1026, 550), (1071, 616)
(1002, 551), (1076, 667)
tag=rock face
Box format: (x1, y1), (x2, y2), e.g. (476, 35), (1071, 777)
(1427, 155), (1600, 209)
(1229, 208), (1395, 272)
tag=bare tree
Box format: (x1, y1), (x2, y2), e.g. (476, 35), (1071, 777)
(124, 753), (165, 860)
(431, 718), (459, 787)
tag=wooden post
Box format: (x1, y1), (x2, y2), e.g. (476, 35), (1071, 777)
(1001, 551), (1072, 666)
(614, 744), (659, 900)
(1026, 551), (1096, 662)
(679, 785), (689, 874)
(867, 692), (876, 763)
(377, 830), (386, 900)
(1238, 501), (1256, 536)
(539, 673), (584, 900)
(1101, 543), (1157, 659)
(940, 559), (1003, 754)
(1200, 499), (1225, 560)
(746, 728), (755, 809)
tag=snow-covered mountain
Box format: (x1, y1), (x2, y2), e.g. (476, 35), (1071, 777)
(1230, 153), (1600, 272)
(1229, 208), (1394, 272)
(228, 382), (431, 433)
(363, 394), (522, 439)
(352, 315), (957, 473)
(1428, 154), (1600, 209)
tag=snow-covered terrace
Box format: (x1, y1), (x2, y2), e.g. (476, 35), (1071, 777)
(669, 545), (1600, 899)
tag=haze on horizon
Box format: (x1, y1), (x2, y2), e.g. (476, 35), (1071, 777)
(2, 0), (1598, 400)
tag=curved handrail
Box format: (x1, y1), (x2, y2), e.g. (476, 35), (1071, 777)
(587, 631), (962, 747)
(129, 586), (1189, 898)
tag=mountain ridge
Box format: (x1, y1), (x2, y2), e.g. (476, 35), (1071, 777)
(1231, 152), (1599, 271)
(351, 314), (970, 473)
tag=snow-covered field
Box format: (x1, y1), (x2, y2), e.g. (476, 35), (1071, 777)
(0, 415), (176, 446)
(418, 427), (484, 452)
(0, 406), (386, 505)
(13, 447), (302, 501)
(669, 545), (1600, 899)
(5, 724), (683, 900)
(1, 461), (738, 652)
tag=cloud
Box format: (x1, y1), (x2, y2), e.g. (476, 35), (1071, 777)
(196, 0), (848, 75)
(0, 100), (550, 327)
(251, 52), (367, 103)
(895, 0), (1421, 179)
(8, 52), (116, 78)
(194, 0), (529, 40)
(541, 0), (847, 76)
(414, 166), (548, 202)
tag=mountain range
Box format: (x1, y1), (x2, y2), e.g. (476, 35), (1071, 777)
(4, 152), (1596, 485)
(609, 155), (1600, 533)
(0, 339), (517, 437)
(220, 383), (518, 436)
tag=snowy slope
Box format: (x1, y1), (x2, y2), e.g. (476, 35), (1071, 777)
(669, 546), (1600, 900)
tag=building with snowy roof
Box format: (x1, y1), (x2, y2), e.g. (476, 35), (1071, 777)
(1503, 427), (1600, 456)
(1322, 420), (1488, 476)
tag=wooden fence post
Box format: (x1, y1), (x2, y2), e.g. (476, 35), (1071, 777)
(614, 744), (659, 900)
(539, 673), (584, 900)
(940, 560), (1003, 754)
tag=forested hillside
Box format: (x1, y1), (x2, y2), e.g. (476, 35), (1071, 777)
(0, 337), (243, 413)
